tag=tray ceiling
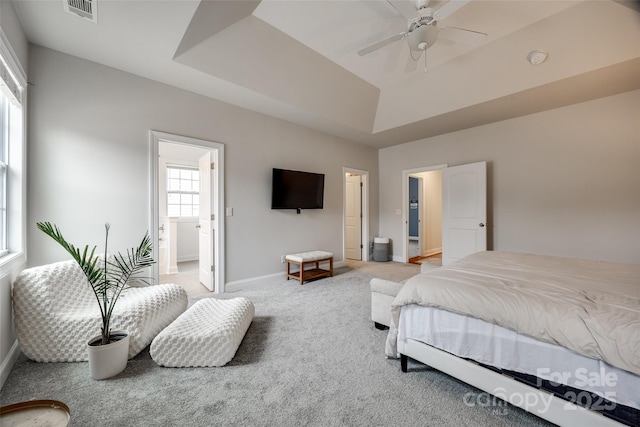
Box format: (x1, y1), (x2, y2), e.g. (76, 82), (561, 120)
(12, 0), (640, 148)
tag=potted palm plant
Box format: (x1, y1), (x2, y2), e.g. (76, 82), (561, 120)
(36, 221), (154, 380)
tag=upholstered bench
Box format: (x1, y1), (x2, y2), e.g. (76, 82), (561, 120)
(286, 251), (333, 285)
(370, 262), (439, 329)
(370, 278), (403, 330)
(150, 297), (254, 367)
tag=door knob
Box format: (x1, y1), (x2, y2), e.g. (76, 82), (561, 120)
(479, 223), (485, 228)
(195, 224), (201, 229)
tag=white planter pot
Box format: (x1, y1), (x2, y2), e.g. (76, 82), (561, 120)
(87, 330), (129, 380)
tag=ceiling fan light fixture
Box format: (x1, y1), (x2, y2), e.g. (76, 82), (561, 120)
(407, 24), (438, 51)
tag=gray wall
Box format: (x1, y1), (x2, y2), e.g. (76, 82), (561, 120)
(379, 89), (640, 265)
(26, 45), (380, 283)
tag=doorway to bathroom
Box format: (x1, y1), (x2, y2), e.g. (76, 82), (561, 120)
(406, 169), (443, 266)
(402, 162), (487, 266)
(150, 131), (225, 294)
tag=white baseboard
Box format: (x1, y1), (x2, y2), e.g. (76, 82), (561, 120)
(0, 339), (20, 389)
(422, 247), (442, 257)
(225, 271), (284, 292)
(225, 260), (346, 293)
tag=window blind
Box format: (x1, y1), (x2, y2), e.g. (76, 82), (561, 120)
(0, 55), (20, 105)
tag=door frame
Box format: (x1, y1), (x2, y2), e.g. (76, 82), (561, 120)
(343, 167), (369, 262)
(149, 131), (226, 292)
(402, 164), (447, 263)
(408, 175), (423, 258)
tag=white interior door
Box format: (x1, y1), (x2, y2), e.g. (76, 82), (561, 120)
(198, 151), (214, 291)
(345, 174), (362, 260)
(442, 161), (487, 265)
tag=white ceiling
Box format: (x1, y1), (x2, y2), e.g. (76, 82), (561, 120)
(11, 0), (640, 148)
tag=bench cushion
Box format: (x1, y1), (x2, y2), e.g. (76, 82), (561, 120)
(150, 297), (254, 368)
(285, 251), (333, 263)
(370, 278), (403, 328)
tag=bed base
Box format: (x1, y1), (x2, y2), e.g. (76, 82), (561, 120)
(398, 338), (623, 427)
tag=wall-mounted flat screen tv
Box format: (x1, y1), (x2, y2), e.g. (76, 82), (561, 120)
(271, 168), (324, 213)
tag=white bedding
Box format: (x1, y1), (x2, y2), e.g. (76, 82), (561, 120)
(386, 251), (640, 376)
(399, 304), (640, 410)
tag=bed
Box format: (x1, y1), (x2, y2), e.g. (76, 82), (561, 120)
(385, 251), (640, 426)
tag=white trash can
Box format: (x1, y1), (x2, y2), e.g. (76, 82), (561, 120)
(373, 237), (390, 262)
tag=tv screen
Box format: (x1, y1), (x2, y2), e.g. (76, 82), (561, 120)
(271, 168), (324, 212)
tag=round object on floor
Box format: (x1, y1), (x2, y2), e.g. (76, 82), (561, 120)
(0, 400), (70, 426)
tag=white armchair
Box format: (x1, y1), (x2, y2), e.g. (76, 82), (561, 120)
(12, 259), (188, 362)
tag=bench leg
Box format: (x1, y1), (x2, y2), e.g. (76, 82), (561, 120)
(286, 256), (333, 285)
(299, 261), (304, 285)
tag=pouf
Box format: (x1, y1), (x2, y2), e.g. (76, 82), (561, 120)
(150, 297), (254, 367)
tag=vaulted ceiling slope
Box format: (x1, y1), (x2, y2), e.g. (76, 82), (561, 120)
(12, 0), (640, 148)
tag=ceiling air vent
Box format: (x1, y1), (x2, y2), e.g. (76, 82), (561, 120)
(64, 0), (97, 23)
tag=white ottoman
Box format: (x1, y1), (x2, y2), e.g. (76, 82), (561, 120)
(370, 278), (403, 330)
(150, 297), (254, 367)
(370, 264), (439, 329)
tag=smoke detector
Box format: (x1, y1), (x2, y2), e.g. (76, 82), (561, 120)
(64, 0), (97, 23)
(527, 50), (548, 65)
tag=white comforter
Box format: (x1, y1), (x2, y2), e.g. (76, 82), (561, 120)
(385, 251), (640, 376)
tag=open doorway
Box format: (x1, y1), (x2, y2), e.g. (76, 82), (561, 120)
(150, 131), (225, 294)
(403, 162), (487, 266)
(407, 170), (443, 266)
(344, 168), (369, 262)
(402, 164), (446, 266)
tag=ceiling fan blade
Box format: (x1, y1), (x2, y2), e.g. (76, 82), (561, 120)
(433, 0), (470, 20)
(425, 1), (449, 11)
(438, 26), (487, 45)
(357, 32), (407, 56)
(362, 0), (402, 19)
(387, 0), (419, 21)
(437, 36), (456, 47)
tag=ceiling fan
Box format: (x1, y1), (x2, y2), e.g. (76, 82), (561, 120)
(358, 0), (487, 69)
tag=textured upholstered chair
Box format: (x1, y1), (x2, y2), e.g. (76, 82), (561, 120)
(12, 259), (188, 362)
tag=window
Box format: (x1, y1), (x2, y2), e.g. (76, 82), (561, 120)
(0, 33), (25, 265)
(167, 166), (199, 217)
(0, 96), (8, 256)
